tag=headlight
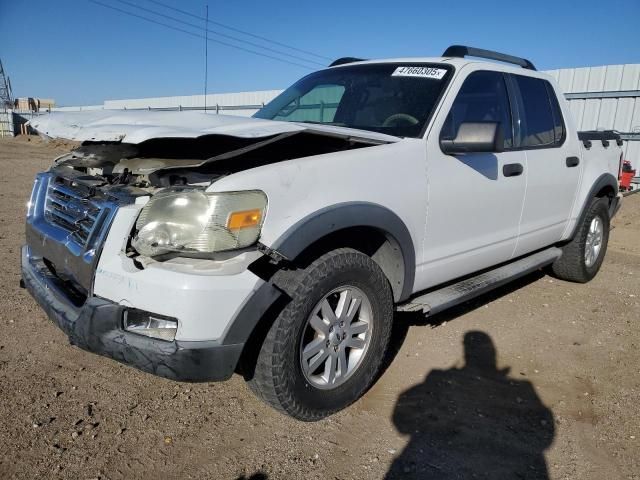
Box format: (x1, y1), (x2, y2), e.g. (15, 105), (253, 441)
(132, 188), (267, 257)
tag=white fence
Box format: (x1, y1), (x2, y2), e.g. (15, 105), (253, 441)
(0, 109), (49, 137)
(0, 109), (12, 137)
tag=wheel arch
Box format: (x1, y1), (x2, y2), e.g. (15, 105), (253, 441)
(270, 202), (416, 303)
(569, 173), (618, 240)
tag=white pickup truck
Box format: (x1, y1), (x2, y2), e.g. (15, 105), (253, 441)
(23, 46), (623, 420)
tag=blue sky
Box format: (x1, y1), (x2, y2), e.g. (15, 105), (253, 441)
(1, 0), (638, 106)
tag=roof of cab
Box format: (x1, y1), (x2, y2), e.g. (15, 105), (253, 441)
(328, 45), (540, 76)
(326, 56), (553, 81)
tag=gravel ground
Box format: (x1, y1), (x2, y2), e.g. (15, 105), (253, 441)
(0, 136), (638, 480)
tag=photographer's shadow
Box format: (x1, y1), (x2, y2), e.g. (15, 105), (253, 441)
(386, 331), (554, 479)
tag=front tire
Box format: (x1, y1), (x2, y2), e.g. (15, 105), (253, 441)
(247, 248), (394, 421)
(551, 197), (610, 283)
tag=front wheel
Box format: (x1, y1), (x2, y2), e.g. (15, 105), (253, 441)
(550, 197), (610, 283)
(247, 248), (394, 421)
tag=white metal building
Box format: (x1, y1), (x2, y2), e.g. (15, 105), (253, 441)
(546, 64), (640, 163)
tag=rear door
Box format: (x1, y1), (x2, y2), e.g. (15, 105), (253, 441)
(418, 68), (527, 291)
(509, 75), (581, 257)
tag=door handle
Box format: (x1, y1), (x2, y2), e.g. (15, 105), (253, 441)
(566, 156), (580, 167)
(503, 163), (524, 177)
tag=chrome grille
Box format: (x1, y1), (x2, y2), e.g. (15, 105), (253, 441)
(44, 179), (105, 247)
(27, 171), (124, 293)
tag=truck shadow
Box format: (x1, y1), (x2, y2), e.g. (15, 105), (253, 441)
(382, 270), (546, 376)
(455, 152), (499, 180)
(385, 330), (554, 479)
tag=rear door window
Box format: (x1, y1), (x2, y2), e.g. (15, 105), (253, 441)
(546, 82), (566, 145)
(441, 71), (513, 149)
(511, 75), (565, 148)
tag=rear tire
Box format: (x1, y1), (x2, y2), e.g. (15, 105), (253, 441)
(247, 248), (393, 421)
(551, 197), (610, 283)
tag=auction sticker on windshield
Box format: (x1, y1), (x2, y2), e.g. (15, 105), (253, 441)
(392, 66), (447, 79)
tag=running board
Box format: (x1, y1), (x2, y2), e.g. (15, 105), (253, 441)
(397, 247), (562, 315)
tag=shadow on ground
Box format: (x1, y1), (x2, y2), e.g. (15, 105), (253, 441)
(384, 270), (547, 372)
(380, 271), (555, 479)
(385, 330), (554, 479)
(378, 272), (555, 478)
(235, 472), (268, 480)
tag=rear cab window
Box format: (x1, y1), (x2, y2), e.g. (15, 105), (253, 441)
(510, 75), (565, 148)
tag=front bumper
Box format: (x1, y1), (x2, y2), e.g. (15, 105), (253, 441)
(21, 245), (243, 382)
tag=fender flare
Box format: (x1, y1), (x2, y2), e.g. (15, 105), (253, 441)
(568, 173), (618, 240)
(270, 202), (416, 302)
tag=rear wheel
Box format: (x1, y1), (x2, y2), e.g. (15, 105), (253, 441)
(551, 197), (610, 283)
(247, 248), (393, 421)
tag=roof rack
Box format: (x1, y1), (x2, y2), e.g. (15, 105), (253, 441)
(442, 45), (536, 71)
(329, 57), (367, 67)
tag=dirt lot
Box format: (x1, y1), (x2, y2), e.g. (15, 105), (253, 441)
(0, 136), (638, 480)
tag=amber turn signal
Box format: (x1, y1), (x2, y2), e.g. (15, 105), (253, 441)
(227, 209), (262, 230)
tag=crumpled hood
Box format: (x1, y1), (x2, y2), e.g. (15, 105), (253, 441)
(27, 110), (399, 144)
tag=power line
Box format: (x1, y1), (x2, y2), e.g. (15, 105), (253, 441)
(89, 0), (316, 70)
(114, 0), (325, 67)
(144, 0), (332, 61)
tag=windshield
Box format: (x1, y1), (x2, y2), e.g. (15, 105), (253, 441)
(254, 63), (453, 138)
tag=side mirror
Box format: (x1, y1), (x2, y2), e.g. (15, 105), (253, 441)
(440, 122), (504, 154)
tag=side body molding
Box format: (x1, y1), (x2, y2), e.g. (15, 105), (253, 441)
(270, 202), (416, 302)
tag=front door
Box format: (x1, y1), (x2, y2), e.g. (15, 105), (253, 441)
(415, 68), (527, 292)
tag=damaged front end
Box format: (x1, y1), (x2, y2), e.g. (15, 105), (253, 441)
(51, 127), (384, 189)
(21, 111), (398, 380)
(27, 111), (396, 276)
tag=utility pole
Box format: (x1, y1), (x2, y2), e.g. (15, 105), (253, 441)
(204, 4), (208, 112)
